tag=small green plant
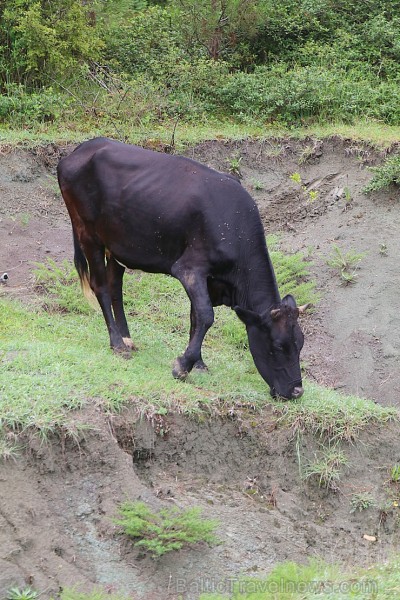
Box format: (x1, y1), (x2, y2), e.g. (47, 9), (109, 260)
(290, 172), (318, 202)
(326, 244), (366, 285)
(19, 212), (31, 227)
(390, 464), (400, 483)
(290, 171), (302, 185)
(114, 501), (219, 558)
(298, 145), (315, 165)
(344, 186), (352, 205)
(379, 242), (388, 256)
(305, 446), (348, 491)
(363, 153), (400, 193)
(251, 178), (264, 190)
(227, 155), (242, 178)
(350, 491), (376, 512)
(6, 587), (38, 600)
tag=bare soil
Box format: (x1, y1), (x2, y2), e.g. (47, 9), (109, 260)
(1, 138), (400, 598)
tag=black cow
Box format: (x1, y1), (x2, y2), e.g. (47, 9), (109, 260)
(57, 137), (308, 400)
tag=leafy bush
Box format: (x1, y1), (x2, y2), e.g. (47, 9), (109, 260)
(214, 64), (400, 125)
(0, 0), (103, 89)
(114, 501), (219, 557)
(0, 84), (67, 125)
(363, 154), (400, 193)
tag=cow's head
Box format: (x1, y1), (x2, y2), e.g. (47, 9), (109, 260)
(235, 295), (309, 400)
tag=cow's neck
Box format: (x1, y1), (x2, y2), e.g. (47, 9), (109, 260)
(234, 247), (281, 313)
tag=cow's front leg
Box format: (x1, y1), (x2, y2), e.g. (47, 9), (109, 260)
(171, 267), (214, 380)
(189, 304), (208, 372)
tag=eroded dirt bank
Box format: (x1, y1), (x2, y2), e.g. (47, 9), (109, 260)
(1, 410), (400, 598)
(1, 137), (400, 597)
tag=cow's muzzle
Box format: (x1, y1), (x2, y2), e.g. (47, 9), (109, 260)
(270, 384), (304, 401)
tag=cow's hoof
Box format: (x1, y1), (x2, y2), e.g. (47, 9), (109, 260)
(193, 360), (208, 372)
(113, 345), (132, 359)
(172, 358), (188, 380)
(123, 337), (138, 351)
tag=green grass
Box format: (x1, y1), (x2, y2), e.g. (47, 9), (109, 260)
(199, 555), (400, 599)
(304, 445), (349, 491)
(0, 242), (396, 442)
(2, 119), (400, 150)
(1, 242), (317, 432)
(275, 382), (395, 441)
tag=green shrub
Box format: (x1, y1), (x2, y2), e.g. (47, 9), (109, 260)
(114, 501), (219, 558)
(363, 153), (400, 193)
(0, 0), (103, 89)
(0, 84), (67, 125)
(213, 63), (400, 125)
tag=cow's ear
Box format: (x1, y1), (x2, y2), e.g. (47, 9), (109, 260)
(281, 294), (297, 309)
(234, 306), (262, 327)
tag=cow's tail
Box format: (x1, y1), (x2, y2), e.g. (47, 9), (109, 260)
(73, 229), (99, 310)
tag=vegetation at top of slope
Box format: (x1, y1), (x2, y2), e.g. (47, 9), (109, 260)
(1, 1), (400, 135)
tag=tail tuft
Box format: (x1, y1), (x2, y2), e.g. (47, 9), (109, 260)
(73, 230), (99, 310)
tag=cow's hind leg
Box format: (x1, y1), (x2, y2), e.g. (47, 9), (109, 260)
(84, 244), (127, 353)
(171, 265), (214, 379)
(106, 255), (136, 351)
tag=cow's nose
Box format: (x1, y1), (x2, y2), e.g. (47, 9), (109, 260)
(292, 386), (304, 399)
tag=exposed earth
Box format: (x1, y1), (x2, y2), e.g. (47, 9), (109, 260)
(0, 137), (400, 598)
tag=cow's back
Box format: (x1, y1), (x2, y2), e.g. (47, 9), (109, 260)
(58, 137), (265, 274)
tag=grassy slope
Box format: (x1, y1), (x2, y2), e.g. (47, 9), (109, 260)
(0, 246), (395, 440)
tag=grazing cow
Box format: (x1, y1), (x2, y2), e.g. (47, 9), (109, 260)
(57, 137), (308, 400)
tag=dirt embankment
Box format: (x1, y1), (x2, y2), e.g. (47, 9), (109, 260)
(1, 137), (400, 598)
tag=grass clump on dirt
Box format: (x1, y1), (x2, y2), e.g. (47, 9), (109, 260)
(326, 244), (366, 285)
(350, 492), (376, 513)
(304, 445), (349, 491)
(114, 501), (219, 558)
